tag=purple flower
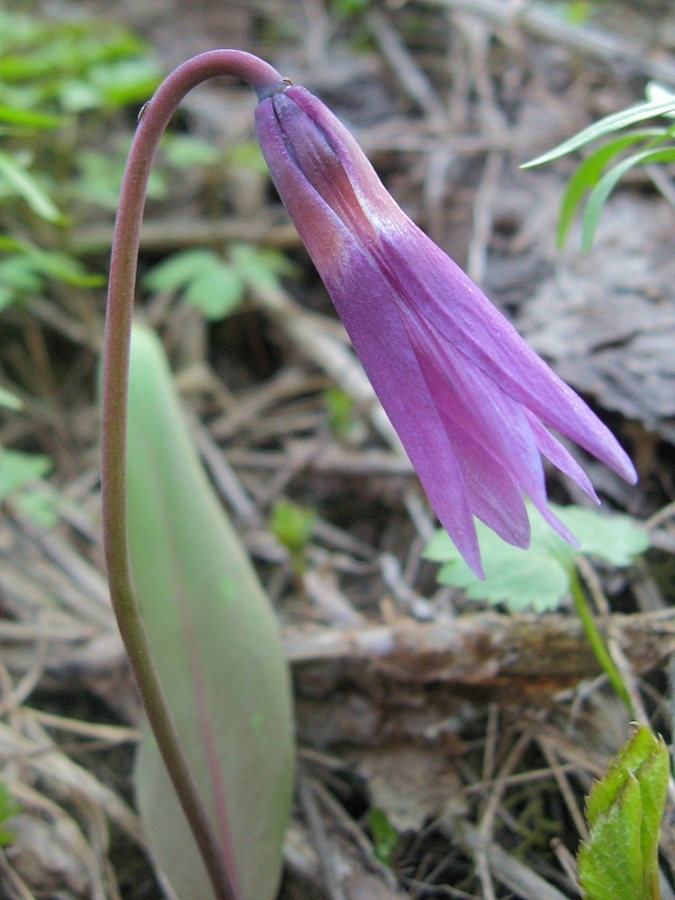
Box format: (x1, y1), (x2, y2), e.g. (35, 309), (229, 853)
(255, 83), (637, 578)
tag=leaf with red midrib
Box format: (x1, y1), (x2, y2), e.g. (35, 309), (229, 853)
(125, 325), (294, 900)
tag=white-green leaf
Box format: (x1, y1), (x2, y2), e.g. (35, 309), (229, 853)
(424, 503), (649, 612)
(125, 325), (294, 900)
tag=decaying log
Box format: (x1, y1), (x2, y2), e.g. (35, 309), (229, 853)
(286, 610), (675, 745)
(286, 609), (675, 687)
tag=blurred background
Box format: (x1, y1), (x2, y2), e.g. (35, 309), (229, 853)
(1, 1), (675, 897)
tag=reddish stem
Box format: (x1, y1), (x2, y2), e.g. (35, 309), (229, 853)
(101, 51), (284, 900)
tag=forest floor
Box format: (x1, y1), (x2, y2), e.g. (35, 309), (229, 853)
(1, 0), (675, 897)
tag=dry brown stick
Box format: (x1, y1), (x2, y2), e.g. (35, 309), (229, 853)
(365, 8), (448, 127)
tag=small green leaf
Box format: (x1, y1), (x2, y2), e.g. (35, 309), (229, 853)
(184, 265), (245, 320)
(424, 504), (649, 612)
(270, 500), (316, 552)
(14, 489), (58, 527)
(368, 808), (399, 866)
(0, 782), (20, 847)
(142, 249), (222, 293)
(581, 145), (675, 251)
(556, 129), (666, 247)
(0, 151), (62, 222)
(578, 726), (668, 900)
(0, 387), (22, 410)
(0, 449), (52, 499)
(229, 242), (295, 293)
(161, 134), (220, 168)
(225, 140), (269, 175)
(522, 95), (675, 168)
(89, 58), (163, 107)
(270, 499), (316, 575)
(143, 250), (246, 320)
(0, 105), (62, 128)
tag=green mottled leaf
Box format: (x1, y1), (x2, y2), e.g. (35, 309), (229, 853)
(424, 503), (649, 612)
(578, 726), (668, 900)
(125, 325), (294, 900)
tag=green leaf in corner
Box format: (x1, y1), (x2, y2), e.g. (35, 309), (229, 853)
(578, 725), (668, 900)
(424, 503), (649, 612)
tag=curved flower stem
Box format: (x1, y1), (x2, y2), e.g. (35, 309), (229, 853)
(101, 52), (285, 900)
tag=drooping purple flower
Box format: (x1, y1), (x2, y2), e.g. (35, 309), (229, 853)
(255, 82), (637, 578)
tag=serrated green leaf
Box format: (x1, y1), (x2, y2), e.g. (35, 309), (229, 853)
(579, 726), (668, 900)
(555, 505), (650, 566)
(184, 265), (245, 320)
(424, 504), (649, 612)
(523, 95), (675, 168)
(124, 325), (294, 900)
(582, 146), (675, 251)
(556, 129), (666, 247)
(578, 774), (644, 899)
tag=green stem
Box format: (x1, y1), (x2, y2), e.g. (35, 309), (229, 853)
(101, 52), (285, 900)
(569, 565), (633, 714)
